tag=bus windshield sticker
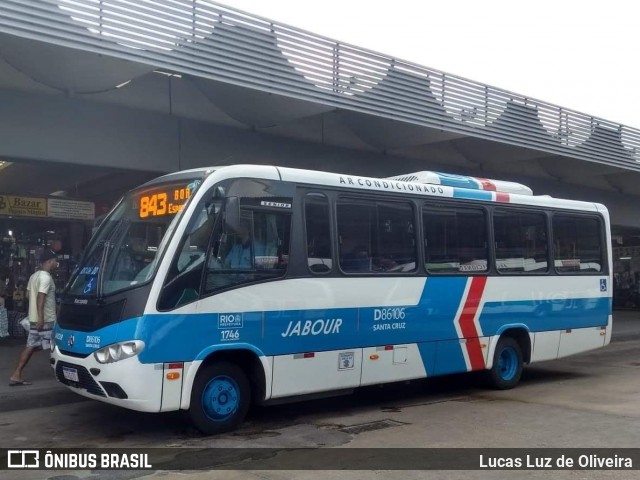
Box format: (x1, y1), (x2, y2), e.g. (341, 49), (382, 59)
(80, 266), (99, 275)
(83, 276), (97, 295)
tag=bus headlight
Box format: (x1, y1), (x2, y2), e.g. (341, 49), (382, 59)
(94, 340), (144, 364)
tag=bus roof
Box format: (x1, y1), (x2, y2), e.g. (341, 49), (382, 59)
(387, 171), (533, 196)
(141, 164), (604, 215)
(138, 167), (215, 190)
(270, 165), (604, 214)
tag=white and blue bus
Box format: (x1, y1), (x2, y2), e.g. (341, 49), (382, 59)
(51, 165), (612, 434)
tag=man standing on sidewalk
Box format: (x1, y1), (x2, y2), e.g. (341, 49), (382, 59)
(8, 249), (58, 386)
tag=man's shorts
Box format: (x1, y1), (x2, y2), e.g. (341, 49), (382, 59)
(26, 324), (53, 350)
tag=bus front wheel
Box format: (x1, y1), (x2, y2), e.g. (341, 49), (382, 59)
(189, 361), (251, 435)
(486, 336), (523, 390)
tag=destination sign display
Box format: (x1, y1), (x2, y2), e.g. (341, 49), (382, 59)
(136, 185), (192, 219)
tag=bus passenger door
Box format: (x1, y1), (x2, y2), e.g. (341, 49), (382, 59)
(156, 188), (220, 412)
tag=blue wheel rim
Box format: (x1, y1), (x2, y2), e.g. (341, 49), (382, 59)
(498, 346), (518, 381)
(202, 375), (240, 422)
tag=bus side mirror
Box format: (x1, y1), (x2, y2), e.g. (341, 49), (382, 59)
(224, 196), (241, 231)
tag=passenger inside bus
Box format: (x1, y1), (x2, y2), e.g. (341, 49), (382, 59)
(341, 244), (371, 272)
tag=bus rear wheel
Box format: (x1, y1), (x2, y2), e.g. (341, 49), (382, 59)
(189, 361), (250, 435)
(486, 336), (523, 390)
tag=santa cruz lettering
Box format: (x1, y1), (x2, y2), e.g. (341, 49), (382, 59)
(373, 308), (407, 332)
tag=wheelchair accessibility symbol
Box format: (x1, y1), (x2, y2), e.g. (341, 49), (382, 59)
(84, 277), (96, 294)
(600, 279), (607, 292)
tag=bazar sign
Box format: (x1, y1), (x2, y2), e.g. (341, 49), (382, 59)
(0, 195), (46, 217)
(48, 198), (95, 220)
(0, 195), (94, 220)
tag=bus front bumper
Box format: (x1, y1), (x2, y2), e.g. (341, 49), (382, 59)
(51, 346), (163, 413)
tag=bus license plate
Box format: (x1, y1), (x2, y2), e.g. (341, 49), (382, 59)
(62, 366), (79, 382)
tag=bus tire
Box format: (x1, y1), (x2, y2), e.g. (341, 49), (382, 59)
(189, 361), (250, 435)
(486, 336), (523, 390)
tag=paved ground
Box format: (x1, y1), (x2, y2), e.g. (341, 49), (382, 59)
(0, 310), (639, 479)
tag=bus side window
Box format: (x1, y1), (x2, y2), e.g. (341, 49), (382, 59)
(553, 215), (603, 273)
(305, 193), (332, 274)
(337, 202), (375, 273)
(493, 209), (548, 273)
(203, 208), (291, 293)
(423, 206), (488, 274)
(337, 199), (416, 274)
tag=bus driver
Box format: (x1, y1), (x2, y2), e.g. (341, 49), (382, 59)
(225, 224), (251, 268)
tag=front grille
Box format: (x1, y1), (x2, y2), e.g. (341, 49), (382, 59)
(55, 360), (106, 397)
(58, 349), (90, 359)
(58, 299), (126, 332)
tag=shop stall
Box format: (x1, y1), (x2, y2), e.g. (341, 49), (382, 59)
(0, 193), (94, 335)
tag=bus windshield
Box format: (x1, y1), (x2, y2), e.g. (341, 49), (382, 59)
(67, 178), (202, 297)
